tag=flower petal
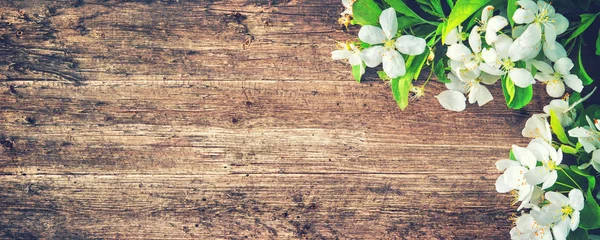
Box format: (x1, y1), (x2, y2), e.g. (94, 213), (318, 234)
(554, 57), (574, 75)
(544, 23), (557, 49)
(510, 38), (541, 61)
(563, 74), (583, 93)
(543, 41), (567, 62)
(358, 25), (386, 45)
(569, 189), (585, 211)
(481, 48), (498, 65)
(518, 0), (539, 12)
(522, 114), (552, 143)
(495, 175), (512, 193)
(348, 53), (362, 66)
(513, 9), (535, 24)
(534, 72), (553, 82)
(513, 145), (537, 169)
(331, 49), (353, 60)
(496, 159), (520, 171)
(487, 16), (508, 32)
(519, 23), (542, 47)
(479, 63), (505, 76)
(509, 68), (535, 88)
(570, 211), (580, 231)
(445, 26), (462, 45)
(470, 83), (493, 106)
(379, 8), (398, 40)
(552, 218), (570, 240)
(469, 26), (482, 53)
(395, 35), (426, 55)
(539, 1), (555, 15)
(480, 72), (500, 84)
(445, 72), (468, 93)
(546, 191), (569, 205)
(546, 79), (566, 98)
(381, 49), (406, 78)
(446, 43), (471, 62)
(551, 14), (569, 35)
(436, 90), (466, 112)
(541, 170), (557, 189)
(481, 5), (494, 22)
(525, 166), (549, 185)
(494, 34), (513, 59)
(485, 16), (508, 44)
(360, 46), (384, 68)
(531, 60), (553, 74)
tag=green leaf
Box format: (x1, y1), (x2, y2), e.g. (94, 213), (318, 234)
(550, 110), (573, 145)
(567, 228), (588, 240)
(569, 165), (595, 190)
(397, 16), (421, 31)
(378, 71), (391, 80)
(565, 13), (600, 45)
(443, 0), (490, 44)
(507, 0), (518, 27)
(501, 75), (516, 105)
(352, 65), (363, 82)
(391, 75), (412, 110)
(434, 60), (451, 83)
(391, 55), (417, 110)
(509, 149), (516, 160)
(501, 75), (532, 110)
(580, 189), (600, 230)
(596, 29), (600, 56)
(561, 145), (578, 155)
(550, 167), (584, 192)
(446, 0), (455, 8)
(417, 0), (445, 18)
(575, 40), (595, 86)
(353, 0), (383, 26)
(412, 51), (430, 80)
(383, 0), (426, 22)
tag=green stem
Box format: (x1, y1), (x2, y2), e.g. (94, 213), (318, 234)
(555, 181), (577, 190)
(560, 168), (583, 190)
(422, 63), (434, 88)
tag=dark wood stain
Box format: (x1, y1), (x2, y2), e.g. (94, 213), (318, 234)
(0, 0), (556, 238)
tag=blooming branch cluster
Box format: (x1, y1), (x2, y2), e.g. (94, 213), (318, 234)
(437, 1), (584, 111)
(331, 0), (597, 111)
(496, 90), (600, 239)
(331, 0), (600, 238)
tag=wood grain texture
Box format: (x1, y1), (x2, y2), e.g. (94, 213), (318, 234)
(0, 0), (558, 239)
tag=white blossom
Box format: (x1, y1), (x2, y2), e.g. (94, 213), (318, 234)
(533, 189), (584, 240)
(495, 145), (538, 210)
(482, 34), (536, 88)
(332, 42), (365, 77)
(358, 8), (426, 79)
(475, 6), (509, 45)
(341, 0), (356, 16)
(543, 99), (574, 127)
(568, 116), (600, 153)
(512, 0), (569, 51)
(522, 114), (552, 143)
(524, 138), (562, 189)
(510, 213), (552, 240)
(532, 58), (583, 98)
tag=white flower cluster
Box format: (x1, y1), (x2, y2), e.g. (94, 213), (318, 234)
(437, 1), (583, 112)
(496, 91), (599, 240)
(332, 7), (427, 80)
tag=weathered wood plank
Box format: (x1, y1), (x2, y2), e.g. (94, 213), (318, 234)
(1, 174), (511, 239)
(0, 0), (555, 239)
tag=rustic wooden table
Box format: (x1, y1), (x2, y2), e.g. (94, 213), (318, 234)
(0, 0), (560, 239)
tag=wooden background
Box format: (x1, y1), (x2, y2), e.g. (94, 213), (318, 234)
(0, 0), (573, 239)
